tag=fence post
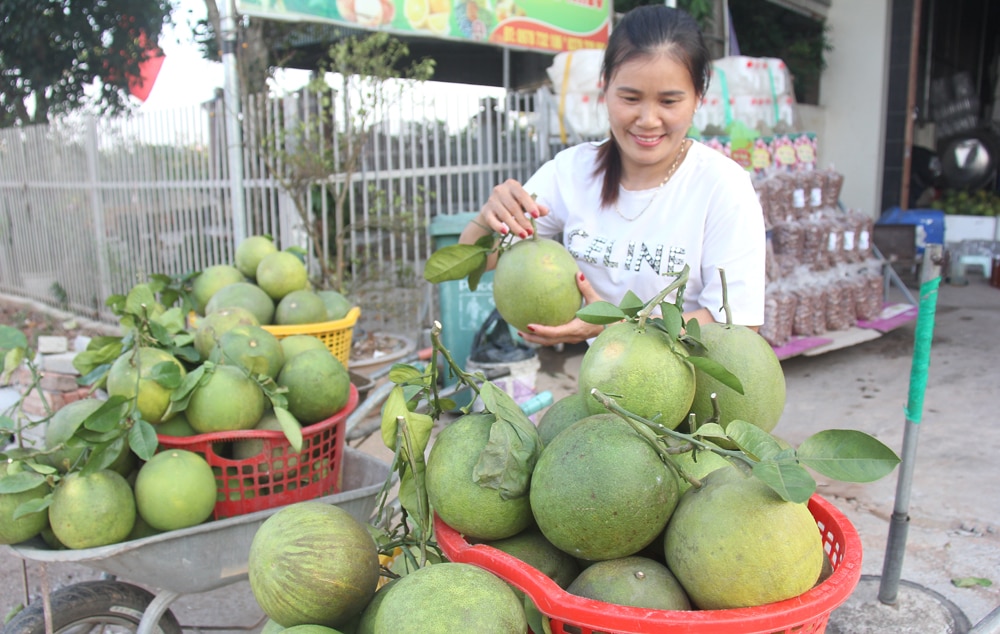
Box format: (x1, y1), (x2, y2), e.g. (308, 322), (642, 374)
(84, 117), (113, 304)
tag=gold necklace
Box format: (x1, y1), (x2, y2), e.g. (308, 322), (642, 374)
(614, 139), (691, 221)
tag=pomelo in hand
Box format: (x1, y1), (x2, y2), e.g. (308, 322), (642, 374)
(256, 251), (308, 302)
(274, 290), (328, 326)
(248, 501), (380, 628)
(134, 449), (217, 531)
(276, 348), (349, 424)
(566, 555), (691, 610)
(194, 306), (260, 361)
(688, 321), (787, 435)
(426, 413), (533, 540)
(493, 235), (582, 332)
(106, 347), (186, 425)
(317, 290), (353, 321)
(372, 562), (526, 633)
(186, 365), (265, 433)
(530, 414), (679, 561)
(49, 469), (135, 549)
(236, 235), (279, 279)
(578, 321), (695, 430)
(217, 324), (284, 378)
(663, 466), (825, 609)
(192, 264), (244, 314)
(0, 461), (50, 545)
(206, 282), (275, 325)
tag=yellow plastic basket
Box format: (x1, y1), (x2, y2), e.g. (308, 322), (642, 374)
(261, 306), (361, 368)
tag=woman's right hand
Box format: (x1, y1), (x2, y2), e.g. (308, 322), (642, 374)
(478, 179), (548, 239)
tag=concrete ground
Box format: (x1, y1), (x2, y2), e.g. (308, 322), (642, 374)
(2, 271), (999, 632)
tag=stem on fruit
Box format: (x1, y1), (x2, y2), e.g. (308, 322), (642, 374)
(719, 268), (733, 326)
(637, 265), (690, 331)
(431, 320), (481, 401)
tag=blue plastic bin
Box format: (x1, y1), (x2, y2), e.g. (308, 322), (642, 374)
(877, 207), (945, 254)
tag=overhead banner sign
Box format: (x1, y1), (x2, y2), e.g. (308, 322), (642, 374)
(235, 0), (610, 54)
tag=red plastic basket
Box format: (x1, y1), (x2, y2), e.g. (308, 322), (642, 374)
(435, 494), (861, 634)
(156, 385), (358, 520)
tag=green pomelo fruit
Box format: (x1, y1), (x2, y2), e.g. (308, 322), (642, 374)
(49, 469), (136, 549)
(218, 324), (285, 378)
(134, 449), (217, 531)
(44, 397), (104, 473)
(186, 365), (265, 433)
(280, 626), (344, 634)
(127, 515), (162, 541)
(578, 321), (695, 430)
(387, 544), (445, 577)
(279, 335), (328, 362)
(663, 467), (825, 610)
(256, 251), (309, 302)
(259, 620), (284, 634)
(530, 414), (680, 561)
(426, 413), (534, 541)
(566, 555), (691, 610)
(317, 290), (353, 321)
(372, 562), (526, 634)
(236, 235), (279, 279)
(155, 412), (197, 437)
(248, 502), (380, 628)
(232, 411), (300, 461)
(492, 236), (582, 333)
(0, 462), (50, 545)
(536, 392), (591, 447)
(483, 527), (580, 596)
(194, 306), (260, 361)
(689, 322), (787, 435)
(192, 264), (245, 315)
(671, 449), (735, 495)
(106, 348), (186, 425)
(276, 348), (350, 425)
(206, 282), (276, 326)
(355, 579), (397, 634)
(275, 290), (328, 326)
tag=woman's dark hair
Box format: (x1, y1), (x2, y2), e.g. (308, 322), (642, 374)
(594, 5), (711, 208)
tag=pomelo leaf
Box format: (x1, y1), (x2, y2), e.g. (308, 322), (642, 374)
(81, 437), (126, 475)
(476, 382), (542, 499)
(125, 284), (157, 317)
(752, 461), (816, 503)
(660, 303), (683, 339)
(148, 321), (173, 348)
(274, 407), (304, 452)
(82, 398), (129, 434)
(2, 346), (24, 384)
(951, 577), (992, 588)
(423, 244), (490, 284)
(150, 361), (183, 390)
(170, 364), (207, 408)
(618, 290), (645, 317)
(0, 325), (29, 352)
(380, 386), (409, 451)
(154, 306), (187, 334)
(170, 344), (200, 364)
(0, 415), (14, 433)
(467, 259), (488, 292)
(685, 357), (744, 395)
(693, 422), (729, 439)
(396, 462), (428, 523)
(796, 429), (901, 483)
(13, 496), (51, 521)
(0, 470), (47, 494)
(726, 420), (783, 460)
(128, 420), (159, 461)
(577, 301), (627, 325)
(76, 363), (111, 388)
(388, 363), (424, 384)
(684, 316), (702, 340)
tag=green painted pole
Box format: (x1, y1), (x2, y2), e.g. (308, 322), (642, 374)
(878, 244), (944, 605)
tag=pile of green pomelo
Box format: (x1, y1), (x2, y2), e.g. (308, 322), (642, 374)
(232, 235), (843, 634)
(0, 235), (356, 551)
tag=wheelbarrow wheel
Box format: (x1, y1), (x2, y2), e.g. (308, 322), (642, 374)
(3, 580), (183, 634)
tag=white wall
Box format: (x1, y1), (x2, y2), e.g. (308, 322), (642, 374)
(815, 0), (893, 218)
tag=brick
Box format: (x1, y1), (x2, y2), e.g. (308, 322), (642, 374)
(20, 389), (65, 417)
(10, 366), (33, 388)
(37, 336), (69, 354)
(40, 372), (81, 393)
(62, 387), (92, 406)
(39, 352), (80, 376)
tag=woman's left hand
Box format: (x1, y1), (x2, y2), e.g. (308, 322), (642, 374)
(517, 272), (605, 346)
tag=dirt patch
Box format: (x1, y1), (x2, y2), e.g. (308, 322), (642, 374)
(0, 297), (113, 350)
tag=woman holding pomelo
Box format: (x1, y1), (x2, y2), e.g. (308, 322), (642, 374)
(459, 6), (765, 345)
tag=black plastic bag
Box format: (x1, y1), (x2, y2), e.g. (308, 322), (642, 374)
(468, 309), (536, 363)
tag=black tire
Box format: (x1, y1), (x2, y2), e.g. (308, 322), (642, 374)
(2, 580), (183, 634)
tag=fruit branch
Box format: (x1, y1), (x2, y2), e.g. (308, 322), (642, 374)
(636, 265), (690, 331)
(718, 268), (733, 325)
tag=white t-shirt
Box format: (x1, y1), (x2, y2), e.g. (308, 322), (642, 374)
(527, 140), (766, 326)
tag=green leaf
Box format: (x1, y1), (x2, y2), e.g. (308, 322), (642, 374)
(13, 496), (51, 521)
(423, 244), (490, 283)
(2, 346), (25, 384)
(617, 290), (645, 317)
(0, 415), (14, 433)
(169, 364), (208, 409)
(396, 459), (428, 522)
(467, 260), (488, 292)
(150, 361), (183, 390)
(388, 363), (425, 385)
(475, 383), (542, 499)
(726, 420), (784, 460)
(0, 325), (29, 352)
(274, 407), (304, 453)
(0, 470), (48, 494)
(576, 301), (627, 325)
(380, 386), (434, 459)
(752, 460), (817, 503)
(128, 420), (159, 461)
(684, 317), (702, 341)
(692, 422), (729, 440)
(660, 303), (683, 339)
(125, 284), (158, 317)
(797, 430), (901, 483)
(685, 356), (744, 395)
(81, 437), (127, 476)
(82, 398), (128, 434)
(951, 577), (992, 588)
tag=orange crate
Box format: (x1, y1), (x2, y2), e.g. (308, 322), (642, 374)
(157, 384), (358, 520)
(435, 494), (861, 634)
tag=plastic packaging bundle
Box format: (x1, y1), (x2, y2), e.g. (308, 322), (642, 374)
(759, 285), (798, 347)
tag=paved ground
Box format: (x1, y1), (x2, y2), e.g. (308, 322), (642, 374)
(2, 272), (999, 632)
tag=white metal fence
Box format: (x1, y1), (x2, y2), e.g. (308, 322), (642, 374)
(0, 86), (564, 335)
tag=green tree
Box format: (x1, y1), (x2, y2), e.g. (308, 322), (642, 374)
(0, 0), (173, 126)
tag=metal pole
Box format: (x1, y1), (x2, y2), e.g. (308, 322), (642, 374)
(878, 243), (943, 605)
(900, 0), (923, 211)
(219, 0), (247, 247)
